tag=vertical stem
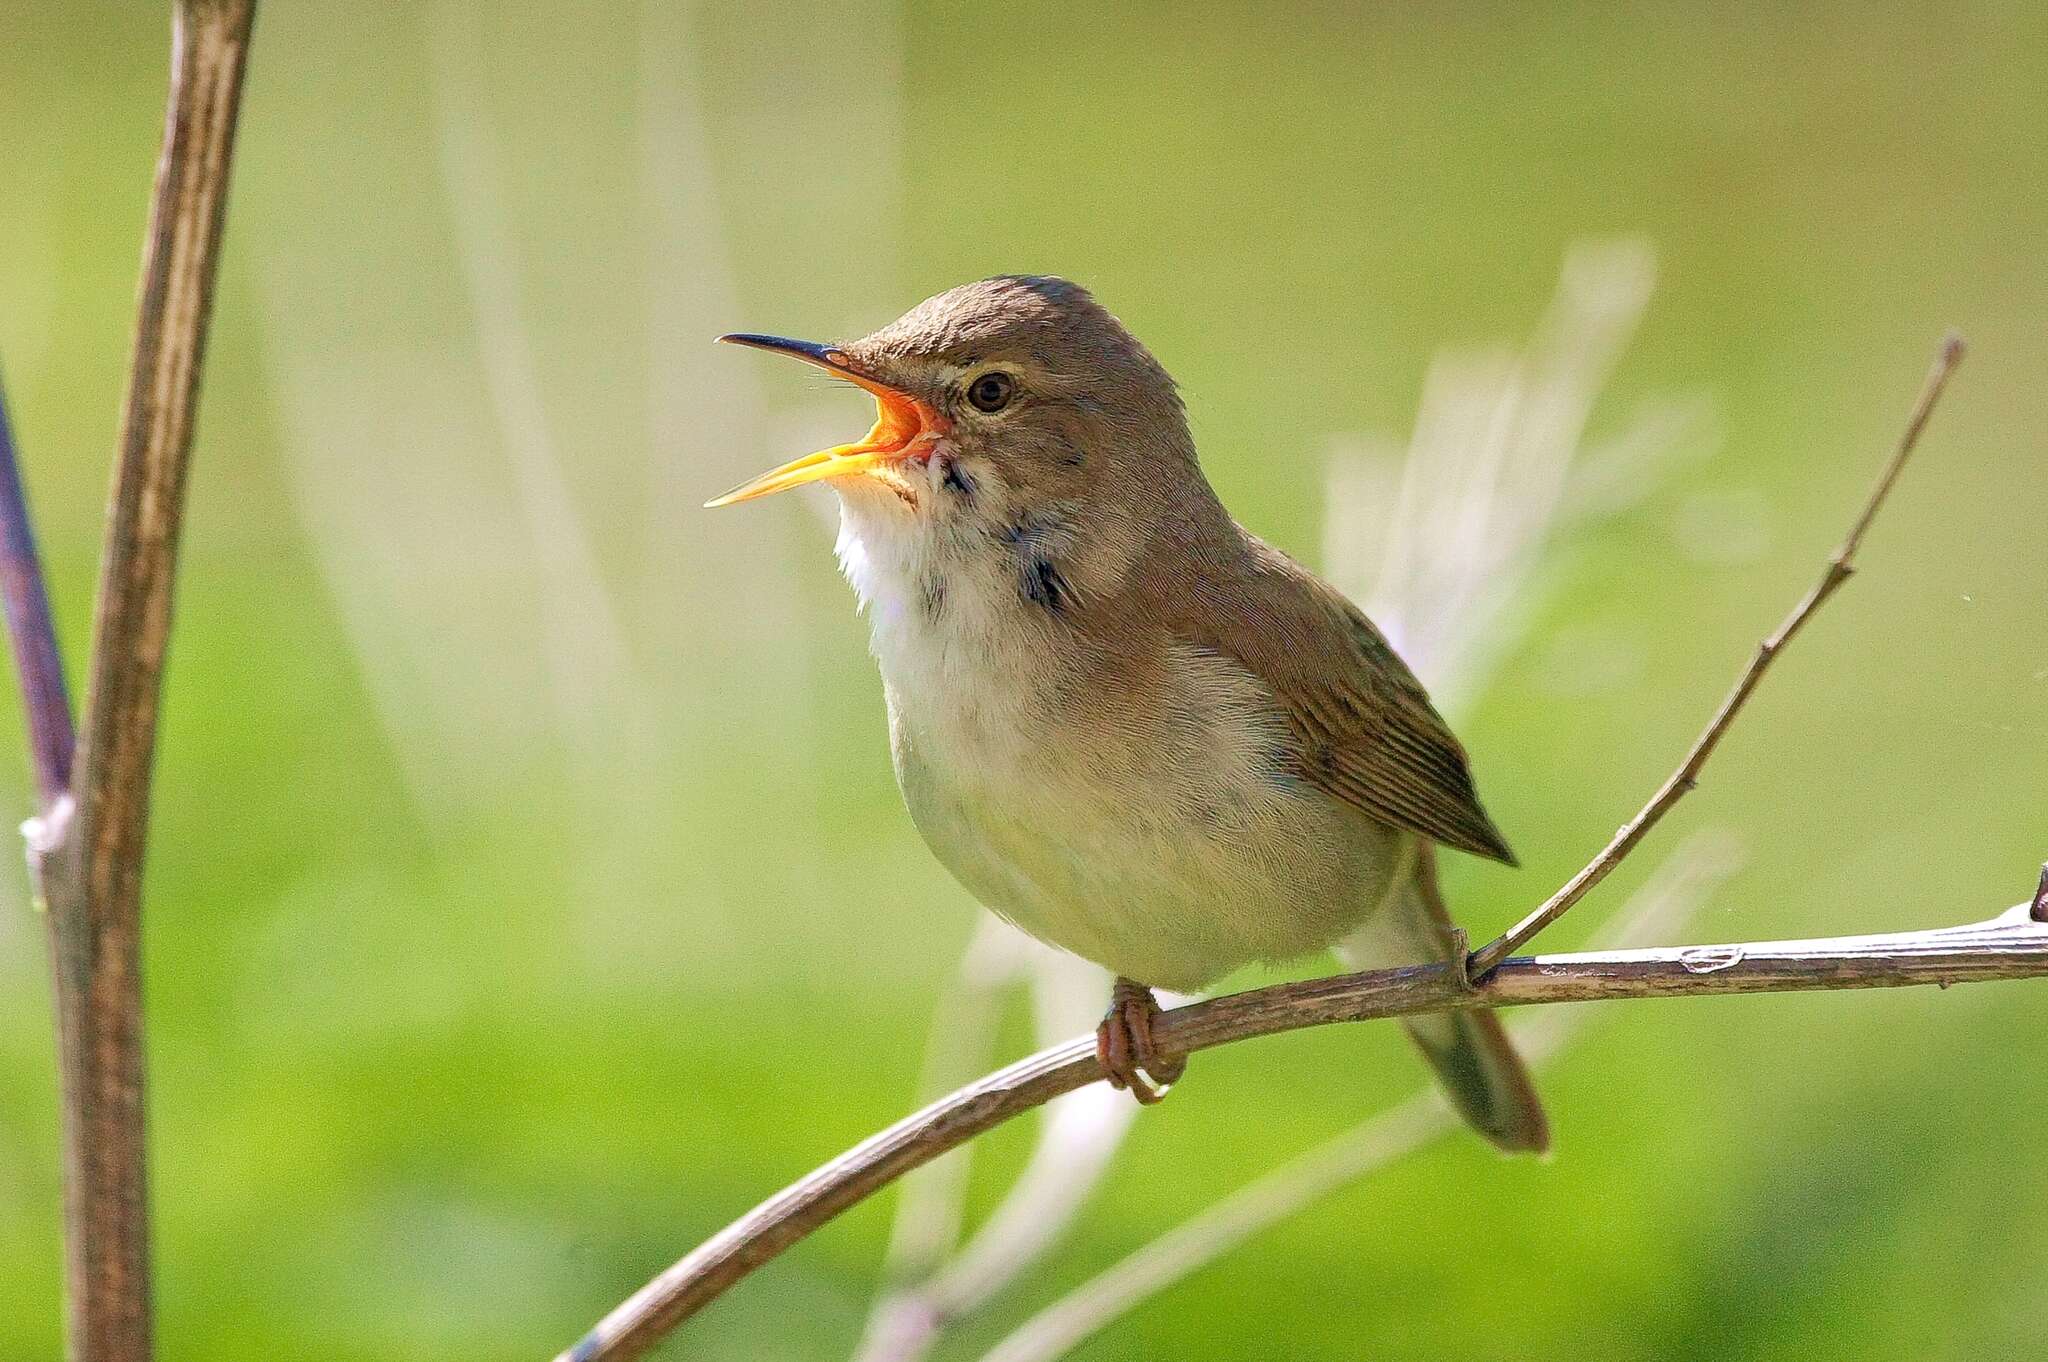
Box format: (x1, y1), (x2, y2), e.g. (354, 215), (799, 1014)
(40, 3), (256, 1359)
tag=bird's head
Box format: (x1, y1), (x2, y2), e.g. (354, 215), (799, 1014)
(709, 277), (1197, 586)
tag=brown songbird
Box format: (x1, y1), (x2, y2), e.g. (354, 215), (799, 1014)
(710, 276), (1545, 1150)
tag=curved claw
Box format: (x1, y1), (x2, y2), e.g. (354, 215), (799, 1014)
(1095, 979), (1185, 1105)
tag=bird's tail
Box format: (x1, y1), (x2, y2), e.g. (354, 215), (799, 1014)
(1336, 839), (1550, 1155)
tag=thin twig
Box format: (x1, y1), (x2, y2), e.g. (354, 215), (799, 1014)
(1466, 333), (1965, 977)
(0, 371), (75, 808)
(28, 4), (257, 1359)
(978, 831), (1741, 1362)
(554, 894), (2048, 1362)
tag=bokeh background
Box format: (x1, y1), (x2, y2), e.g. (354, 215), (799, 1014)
(3, 3), (2046, 1359)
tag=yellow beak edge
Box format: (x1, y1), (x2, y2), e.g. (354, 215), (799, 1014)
(706, 334), (943, 507)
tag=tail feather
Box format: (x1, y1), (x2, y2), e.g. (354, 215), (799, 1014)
(1401, 1008), (1550, 1154)
(1337, 837), (1550, 1155)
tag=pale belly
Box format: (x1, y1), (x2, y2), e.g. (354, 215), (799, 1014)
(887, 644), (1403, 993)
(834, 490), (1406, 992)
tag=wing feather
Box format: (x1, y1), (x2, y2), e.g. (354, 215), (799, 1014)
(1156, 531), (1516, 864)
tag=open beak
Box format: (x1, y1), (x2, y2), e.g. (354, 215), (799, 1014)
(706, 334), (947, 507)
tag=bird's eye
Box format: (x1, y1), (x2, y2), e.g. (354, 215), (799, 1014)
(967, 371), (1015, 413)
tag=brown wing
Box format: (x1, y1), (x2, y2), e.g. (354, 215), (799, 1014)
(1157, 530), (1517, 865)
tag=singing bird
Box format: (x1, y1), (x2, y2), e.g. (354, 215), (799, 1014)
(711, 276), (1545, 1151)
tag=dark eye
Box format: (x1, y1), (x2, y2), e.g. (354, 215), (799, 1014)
(967, 371), (1015, 413)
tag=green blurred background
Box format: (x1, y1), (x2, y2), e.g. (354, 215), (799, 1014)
(2, 2), (2045, 1358)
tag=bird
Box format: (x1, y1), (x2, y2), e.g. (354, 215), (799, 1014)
(708, 275), (1546, 1152)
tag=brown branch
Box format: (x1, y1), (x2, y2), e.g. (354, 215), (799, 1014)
(1467, 332), (1965, 976)
(555, 899), (2048, 1362)
(24, 4), (257, 1360)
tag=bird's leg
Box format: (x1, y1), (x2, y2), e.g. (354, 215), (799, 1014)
(1096, 977), (1185, 1104)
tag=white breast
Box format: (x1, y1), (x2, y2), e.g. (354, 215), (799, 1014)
(835, 502), (1399, 993)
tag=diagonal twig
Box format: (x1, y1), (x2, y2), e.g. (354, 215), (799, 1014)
(1466, 333), (1966, 977)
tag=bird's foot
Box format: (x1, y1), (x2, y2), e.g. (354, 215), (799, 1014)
(1096, 978), (1185, 1105)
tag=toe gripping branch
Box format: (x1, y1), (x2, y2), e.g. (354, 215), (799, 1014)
(1097, 979), (1186, 1105)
